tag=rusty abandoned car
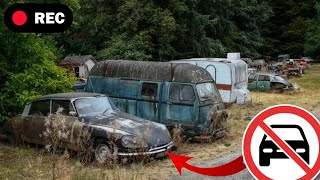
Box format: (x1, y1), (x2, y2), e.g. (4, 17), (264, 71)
(248, 73), (294, 92)
(3, 93), (174, 163)
(85, 60), (228, 140)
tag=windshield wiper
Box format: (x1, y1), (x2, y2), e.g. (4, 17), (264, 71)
(102, 108), (110, 116)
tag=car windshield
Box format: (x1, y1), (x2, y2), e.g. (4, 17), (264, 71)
(265, 128), (304, 141)
(274, 75), (285, 81)
(196, 83), (221, 102)
(74, 97), (115, 117)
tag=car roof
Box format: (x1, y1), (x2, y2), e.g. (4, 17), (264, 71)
(254, 72), (276, 76)
(32, 92), (106, 102)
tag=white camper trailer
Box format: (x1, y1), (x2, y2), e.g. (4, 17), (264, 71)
(171, 53), (250, 104)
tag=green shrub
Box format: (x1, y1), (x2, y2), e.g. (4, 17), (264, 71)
(0, 60), (75, 119)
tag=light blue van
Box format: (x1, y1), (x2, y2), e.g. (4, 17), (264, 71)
(85, 60), (227, 139)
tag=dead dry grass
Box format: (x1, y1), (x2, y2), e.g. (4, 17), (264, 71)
(1, 64), (320, 180)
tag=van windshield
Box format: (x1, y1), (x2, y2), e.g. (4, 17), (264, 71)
(196, 83), (221, 102)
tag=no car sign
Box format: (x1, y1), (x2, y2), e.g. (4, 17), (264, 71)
(242, 104), (320, 180)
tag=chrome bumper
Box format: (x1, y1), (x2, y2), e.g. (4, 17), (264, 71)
(117, 141), (175, 156)
(283, 86), (294, 90)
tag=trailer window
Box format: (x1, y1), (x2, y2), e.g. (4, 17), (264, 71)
(141, 83), (158, 97)
(236, 65), (247, 83)
(170, 84), (195, 101)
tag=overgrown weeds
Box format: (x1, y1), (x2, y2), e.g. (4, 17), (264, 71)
(77, 127), (94, 164)
(41, 107), (71, 180)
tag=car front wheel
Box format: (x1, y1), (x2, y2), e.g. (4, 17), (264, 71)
(259, 155), (270, 166)
(94, 141), (112, 164)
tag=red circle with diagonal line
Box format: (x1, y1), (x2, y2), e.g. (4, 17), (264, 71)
(242, 105), (320, 180)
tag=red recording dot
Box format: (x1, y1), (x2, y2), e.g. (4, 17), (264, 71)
(12, 11), (27, 26)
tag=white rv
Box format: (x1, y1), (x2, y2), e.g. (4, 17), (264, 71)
(171, 53), (250, 104)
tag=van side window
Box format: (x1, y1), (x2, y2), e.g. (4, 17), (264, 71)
(170, 84), (180, 100)
(181, 85), (195, 101)
(141, 83), (158, 97)
(170, 84), (195, 101)
(29, 100), (50, 116)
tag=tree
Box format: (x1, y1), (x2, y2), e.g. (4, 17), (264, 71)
(97, 33), (153, 61)
(54, 0), (272, 60)
(97, 0), (177, 61)
(0, 1), (76, 122)
(261, 0), (317, 58)
(167, 0), (272, 59)
(304, 3), (320, 61)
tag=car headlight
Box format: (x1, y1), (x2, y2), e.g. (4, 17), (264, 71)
(159, 124), (171, 138)
(296, 148), (306, 153)
(121, 136), (148, 148)
(263, 148), (273, 153)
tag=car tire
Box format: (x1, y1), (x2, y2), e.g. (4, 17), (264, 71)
(259, 156), (270, 166)
(94, 139), (112, 164)
(271, 83), (284, 93)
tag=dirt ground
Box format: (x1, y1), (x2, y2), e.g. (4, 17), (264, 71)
(1, 64), (320, 180)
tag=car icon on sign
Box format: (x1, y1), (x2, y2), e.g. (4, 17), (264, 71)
(259, 125), (309, 166)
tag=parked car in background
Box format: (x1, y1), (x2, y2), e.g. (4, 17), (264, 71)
(285, 60), (304, 75)
(301, 57), (314, 64)
(248, 73), (293, 92)
(86, 60), (227, 140)
(252, 59), (267, 70)
(287, 68), (302, 78)
(241, 58), (254, 67)
(73, 83), (86, 92)
(293, 59), (310, 69)
(73, 78), (87, 92)
(3, 93), (174, 163)
(248, 68), (257, 76)
(267, 65), (284, 75)
(242, 58), (267, 70)
(278, 54), (290, 62)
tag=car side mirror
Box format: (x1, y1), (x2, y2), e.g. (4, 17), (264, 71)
(69, 111), (77, 116)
